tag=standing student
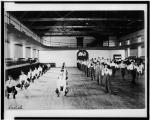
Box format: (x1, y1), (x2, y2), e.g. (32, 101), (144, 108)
(100, 63), (104, 86)
(91, 63), (95, 81)
(87, 61), (91, 77)
(102, 64), (112, 93)
(95, 61), (101, 85)
(119, 60), (126, 81)
(137, 62), (144, 76)
(110, 60), (117, 77)
(128, 61), (137, 84)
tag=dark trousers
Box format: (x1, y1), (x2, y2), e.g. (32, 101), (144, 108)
(77, 63), (79, 69)
(112, 67), (116, 77)
(31, 76), (35, 83)
(131, 70), (136, 84)
(121, 68), (125, 80)
(87, 68), (89, 77)
(6, 86), (17, 99)
(88, 67), (91, 77)
(27, 77), (31, 83)
(91, 67), (95, 80)
(103, 75), (111, 93)
(95, 71), (100, 85)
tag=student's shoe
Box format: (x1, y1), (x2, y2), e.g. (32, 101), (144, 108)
(64, 88), (69, 96)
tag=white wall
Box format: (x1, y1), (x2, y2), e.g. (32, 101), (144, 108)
(87, 50), (125, 60)
(39, 50), (78, 67)
(42, 36), (77, 47)
(42, 36), (95, 47)
(39, 49), (125, 67)
(5, 42), (10, 58)
(141, 47), (145, 56)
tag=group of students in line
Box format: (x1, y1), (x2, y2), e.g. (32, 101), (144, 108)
(77, 57), (144, 94)
(5, 63), (51, 99)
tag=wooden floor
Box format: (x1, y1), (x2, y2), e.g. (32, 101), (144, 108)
(5, 67), (145, 110)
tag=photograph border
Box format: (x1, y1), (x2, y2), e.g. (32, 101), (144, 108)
(1, 1), (149, 120)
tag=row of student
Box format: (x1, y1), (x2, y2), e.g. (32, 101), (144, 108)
(78, 60), (113, 93)
(5, 63), (51, 99)
(77, 57), (144, 93)
(77, 57), (144, 78)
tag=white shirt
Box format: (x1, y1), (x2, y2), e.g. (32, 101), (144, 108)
(139, 64), (144, 70)
(127, 64), (135, 70)
(34, 69), (39, 75)
(102, 68), (112, 76)
(19, 74), (28, 83)
(119, 63), (126, 68)
(57, 72), (66, 88)
(28, 71), (33, 78)
(38, 67), (42, 72)
(6, 79), (16, 88)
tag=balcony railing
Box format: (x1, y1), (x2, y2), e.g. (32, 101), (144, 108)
(42, 39), (77, 48)
(5, 12), (41, 43)
(5, 58), (38, 67)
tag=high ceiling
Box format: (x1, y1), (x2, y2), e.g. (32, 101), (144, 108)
(9, 11), (144, 38)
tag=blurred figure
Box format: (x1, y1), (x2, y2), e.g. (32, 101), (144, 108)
(110, 60), (117, 77)
(137, 62), (144, 76)
(90, 63), (95, 81)
(27, 69), (33, 83)
(119, 60), (126, 81)
(95, 61), (101, 85)
(102, 64), (112, 93)
(5, 75), (17, 99)
(19, 71), (29, 90)
(38, 65), (43, 77)
(56, 64), (69, 97)
(34, 68), (39, 80)
(128, 61), (137, 84)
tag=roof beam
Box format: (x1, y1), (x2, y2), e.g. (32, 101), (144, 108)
(22, 18), (142, 22)
(42, 31), (114, 36)
(31, 25), (139, 29)
(34, 30), (112, 34)
(31, 26), (96, 29)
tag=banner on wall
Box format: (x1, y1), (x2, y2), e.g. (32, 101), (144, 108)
(77, 50), (89, 60)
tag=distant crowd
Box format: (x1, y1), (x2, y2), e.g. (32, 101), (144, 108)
(5, 63), (51, 99)
(77, 57), (144, 93)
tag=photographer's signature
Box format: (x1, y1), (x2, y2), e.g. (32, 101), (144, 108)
(9, 104), (23, 109)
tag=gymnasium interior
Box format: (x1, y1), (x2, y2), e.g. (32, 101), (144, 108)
(4, 3), (147, 114)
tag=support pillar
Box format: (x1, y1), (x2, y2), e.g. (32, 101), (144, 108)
(9, 40), (15, 59)
(138, 45), (142, 57)
(127, 47), (130, 57)
(22, 44), (26, 58)
(30, 47), (33, 58)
